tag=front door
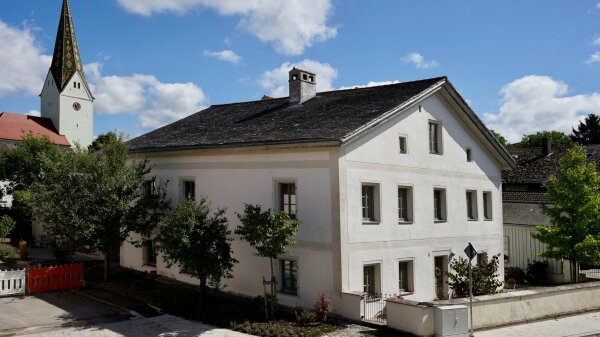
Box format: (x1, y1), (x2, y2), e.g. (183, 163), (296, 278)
(363, 265), (376, 297)
(434, 256), (448, 299)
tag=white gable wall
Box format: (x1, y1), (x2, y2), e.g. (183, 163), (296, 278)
(339, 92), (504, 301)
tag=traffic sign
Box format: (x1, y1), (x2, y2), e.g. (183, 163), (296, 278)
(464, 243), (477, 261)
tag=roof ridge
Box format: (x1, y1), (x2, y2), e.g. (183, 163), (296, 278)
(210, 76), (448, 108)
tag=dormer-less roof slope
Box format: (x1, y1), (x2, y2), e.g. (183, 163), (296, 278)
(128, 76), (515, 168)
(49, 0), (90, 94)
(0, 112), (70, 146)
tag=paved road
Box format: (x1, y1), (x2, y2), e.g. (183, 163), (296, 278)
(23, 315), (252, 337)
(477, 311), (600, 337)
(0, 291), (125, 335)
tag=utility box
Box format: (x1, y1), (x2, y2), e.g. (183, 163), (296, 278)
(434, 305), (469, 337)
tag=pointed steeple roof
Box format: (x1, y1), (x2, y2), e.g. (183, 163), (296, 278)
(50, 0), (89, 93)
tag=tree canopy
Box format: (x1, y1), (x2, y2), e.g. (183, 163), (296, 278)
(489, 130), (508, 148)
(532, 145), (600, 282)
(571, 114), (600, 145)
(156, 199), (237, 309)
(512, 130), (572, 149)
(32, 132), (170, 280)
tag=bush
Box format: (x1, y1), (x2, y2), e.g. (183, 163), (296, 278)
(447, 253), (503, 298)
(0, 215), (15, 239)
(0, 244), (18, 259)
(314, 293), (333, 322)
(526, 261), (549, 286)
(295, 309), (316, 325)
(505, 267), (526, 284)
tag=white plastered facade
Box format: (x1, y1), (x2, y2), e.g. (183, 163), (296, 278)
(40, 70), (94, 149)
(120, 86), (508, 313)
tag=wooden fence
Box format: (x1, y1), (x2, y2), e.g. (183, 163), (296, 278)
(0, 269), (26, 296)
(27, 264), (84, 294)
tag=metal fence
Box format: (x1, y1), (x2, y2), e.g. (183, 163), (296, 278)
(0, 269), (26, 296)
(363, 293), (392, 323)
(582, 269), (600, 280)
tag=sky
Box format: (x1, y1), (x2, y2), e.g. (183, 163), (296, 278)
(1, 0), (600, 142)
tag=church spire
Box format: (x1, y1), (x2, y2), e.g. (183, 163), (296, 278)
(50, 0), (88, 92)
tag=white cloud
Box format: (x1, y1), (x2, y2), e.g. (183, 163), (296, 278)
(338, 80), (400, 90)
(28, 110), (41, 117)
(259, 59), (337, 97)
(483, 75), (600, 143)
(587, 51), (600, 64)
(0, 21), (51, 98)
(204, 49), (242, 64)
(591, 36), (600, 46)
(116, 0), (337, 55)
(402, 53), (439, 69)
(85, 63), (207, 129)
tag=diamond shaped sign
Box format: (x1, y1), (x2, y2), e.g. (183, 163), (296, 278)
(464, 243), (477, 261)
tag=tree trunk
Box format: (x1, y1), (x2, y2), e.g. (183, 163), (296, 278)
(199, 277), (207, 316)
(103, 252), (110, 281)
(269, 257), (276, 319)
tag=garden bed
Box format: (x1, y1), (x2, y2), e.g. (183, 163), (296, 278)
(86, 264), (342, 337)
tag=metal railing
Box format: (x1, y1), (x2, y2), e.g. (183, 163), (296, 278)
(362, 293), (391, 323)
(582, 268), (600, 280)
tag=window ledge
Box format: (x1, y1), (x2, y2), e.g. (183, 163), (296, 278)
(362, 221), (380, 225)
(430, 152), (443, 155)
(397, 291), (414, 297)
(484, 218), (493, 221)
(279, 290), (298, 297)
(143, 264), (157, 268)
(398, 221), (413, 225)
(467, 219), (478, 222)
(434, 220), (447, 223)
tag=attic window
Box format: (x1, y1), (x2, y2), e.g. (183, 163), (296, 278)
(302, 74), (308, 80)
(309, 75), (314, 82)
(78, 83), (81, 89)
(74, 82), (77, 88)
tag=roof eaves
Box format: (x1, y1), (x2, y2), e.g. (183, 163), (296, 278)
(339, 77), (447, 146)
(128, 139), (341, 154)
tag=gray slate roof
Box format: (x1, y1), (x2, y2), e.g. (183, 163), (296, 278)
(502, 191), (550, 204)
(503, 202), (549, 226)
(128, 77), (446, 153)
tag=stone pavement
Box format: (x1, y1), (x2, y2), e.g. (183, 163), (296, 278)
(476, 311), (600, 337)
(23, 314), (253, 337)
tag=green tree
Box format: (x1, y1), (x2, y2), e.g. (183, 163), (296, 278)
(156, 199), (236, 311)
(571, 114), (600, 145)
(32, 132), (170, 280)
(514, 130), (572, 148)
(447, 253), (503, 298)
(489, 129), (508, 148)
(0, 215), (16, 239)
(235, 204), (301, 319)
(532, 145), (600, 283)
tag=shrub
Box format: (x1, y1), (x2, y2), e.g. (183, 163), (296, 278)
(0, 244), (18, 259)
(0, 215), (15, 239)
(295, 309), (316, 325)
(526, 260), (549, 286)
(505, 267), (526, 284)
(447, 253), (503, 298)
(314, 293), (333, 322)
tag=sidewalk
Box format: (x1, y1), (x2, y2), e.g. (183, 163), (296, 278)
(477, 310), (600, 337)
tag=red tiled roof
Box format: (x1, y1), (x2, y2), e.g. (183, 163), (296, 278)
(0, 112), (70, 146)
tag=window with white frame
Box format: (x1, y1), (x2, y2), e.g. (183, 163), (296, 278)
(279, 182), (297, 219)
(433, 188), (447, 222)
(429, 121), (442, 154)
(466, 190), (478, 220)
(280, 259), (298, 295)
(182, 180), (195, 201)
(398, 260), (414, 293)
(483, 191), (493, 220)
(399, 136), (407, 154)
(362, 184), (380, 223)
(143, 239), (156, 266)
(398, 186), (413, 223)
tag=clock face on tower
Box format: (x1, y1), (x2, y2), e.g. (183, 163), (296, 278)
(73, 102), (81, 111)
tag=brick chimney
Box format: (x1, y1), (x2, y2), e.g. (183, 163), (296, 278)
(542, 138), (552, 155)
(289, 68), (316, 103)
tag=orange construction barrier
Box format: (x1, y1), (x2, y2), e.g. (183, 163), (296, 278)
(27, 263), (85, 294)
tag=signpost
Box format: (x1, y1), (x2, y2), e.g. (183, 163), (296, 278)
(464, 242), (477, 337)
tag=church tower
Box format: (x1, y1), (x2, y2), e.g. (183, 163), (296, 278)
(41, 0), (93, 148)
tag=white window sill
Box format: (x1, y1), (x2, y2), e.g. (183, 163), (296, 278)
(434, 220), (447, 223)
(397, 291), (414, 297)
(279, 290), (298, 297)
(398, 221), (413, 225)
(484, 218), (493, 221)
(362, 221), (380, 225)
(467, 218), (478, 222)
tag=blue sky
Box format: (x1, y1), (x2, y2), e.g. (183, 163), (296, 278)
(1, 0), (600, 142)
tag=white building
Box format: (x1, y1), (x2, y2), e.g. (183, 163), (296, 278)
(121, 68), (515, 316)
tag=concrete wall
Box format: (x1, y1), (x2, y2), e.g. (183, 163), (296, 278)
(387, 299), (435, 336)
(339, 92), (505, 302)
(121, 147), (339, 309)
